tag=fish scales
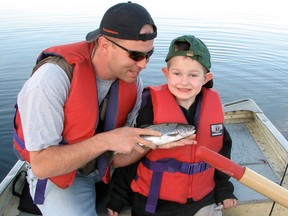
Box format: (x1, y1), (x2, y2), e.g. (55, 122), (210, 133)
(140, 123), (195, 146)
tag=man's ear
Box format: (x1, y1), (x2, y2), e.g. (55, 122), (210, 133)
(204, 72), (213, 85)
(162, 67), (169, 79)
(97, 37), (110, 54)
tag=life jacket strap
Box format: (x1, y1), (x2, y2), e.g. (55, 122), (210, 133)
(13, 130), (25, 150)
(98, 151), (114, 183)
(141, 157), (210, 175)
(33, 179), (48, 205)
(145, 171), (162, 213)
(141, 157), (210, 213)
(98, 154), (107, 180)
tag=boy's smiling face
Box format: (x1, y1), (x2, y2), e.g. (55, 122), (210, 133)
(162, 56), (213, 109)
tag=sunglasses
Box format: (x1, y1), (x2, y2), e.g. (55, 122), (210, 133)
(104, 37), (154, 62)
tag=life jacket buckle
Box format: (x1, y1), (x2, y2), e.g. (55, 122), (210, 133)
(167, 166), (176, 173)
(166, 158), (182, 173)
(181, 161), (209, 174)
(188, 164), (196, 174)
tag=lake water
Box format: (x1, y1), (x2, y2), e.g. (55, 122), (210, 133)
(1, 1), (288, 182)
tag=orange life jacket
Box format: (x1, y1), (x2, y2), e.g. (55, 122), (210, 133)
(131, 84), (223, 213)
(14, 41), (137, 189)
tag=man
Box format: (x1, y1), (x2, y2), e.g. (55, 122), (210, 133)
(14, 2), (161, 215)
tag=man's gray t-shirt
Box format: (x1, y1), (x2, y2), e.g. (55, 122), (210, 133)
(17, 63), (143, 151)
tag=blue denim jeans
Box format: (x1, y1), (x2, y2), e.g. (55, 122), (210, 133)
(27, 168), (101, 216)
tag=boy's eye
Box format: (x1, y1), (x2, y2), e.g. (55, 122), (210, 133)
(189, 74), (197, 77)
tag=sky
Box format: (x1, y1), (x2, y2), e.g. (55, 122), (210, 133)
(2, 0), (288, 21)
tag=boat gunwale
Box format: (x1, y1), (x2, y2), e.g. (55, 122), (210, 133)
(223, 98), (288, 154)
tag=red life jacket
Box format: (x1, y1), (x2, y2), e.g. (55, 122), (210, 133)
(131, 84), (223, 212)
(14, 41), (137, 189)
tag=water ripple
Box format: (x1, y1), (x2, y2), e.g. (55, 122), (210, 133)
(1, 11), (288, 181)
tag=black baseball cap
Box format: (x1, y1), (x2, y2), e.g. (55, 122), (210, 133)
(86, 1), (157, 42)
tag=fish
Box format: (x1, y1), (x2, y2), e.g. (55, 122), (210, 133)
(140, 123), (196, 146)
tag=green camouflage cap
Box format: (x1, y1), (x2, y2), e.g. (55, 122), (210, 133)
(165, 35), (213, 88)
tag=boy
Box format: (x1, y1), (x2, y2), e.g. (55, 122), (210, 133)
(107, 35), (237, 216)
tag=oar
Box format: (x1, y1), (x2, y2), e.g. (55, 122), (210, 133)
(195, 146), (288, 208)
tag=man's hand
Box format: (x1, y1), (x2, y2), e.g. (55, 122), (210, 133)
(96, 127), (161, 154)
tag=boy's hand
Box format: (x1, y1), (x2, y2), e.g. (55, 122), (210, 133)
(221, 198), (237, 209)
(107, 208), (119, 216)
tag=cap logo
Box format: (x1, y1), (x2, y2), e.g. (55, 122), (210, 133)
(186, 50), (194, 57)
(102, 28), (119, 35)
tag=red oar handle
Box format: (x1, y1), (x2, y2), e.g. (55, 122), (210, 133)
(196, 146), (245, 180)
